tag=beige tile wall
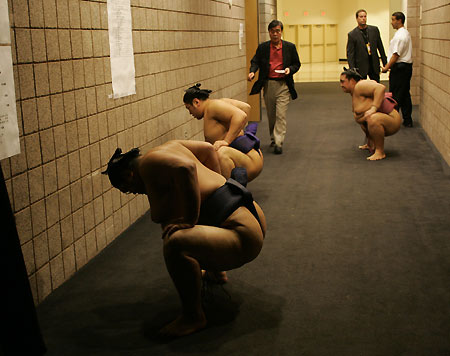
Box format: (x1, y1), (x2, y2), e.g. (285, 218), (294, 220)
(417, 0), (450, 165)
(259, 0), (277, 43)
(407, 0), (421, 105)
(3, 0), (248, 304)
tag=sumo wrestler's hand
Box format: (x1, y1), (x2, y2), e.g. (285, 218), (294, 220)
(162, 223), (194, 240)
(353, 111), (365, 124)
(213, 140), (229, 151)
(362, 106), (377, 121)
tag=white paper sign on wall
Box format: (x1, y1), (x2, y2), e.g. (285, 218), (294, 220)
(0, 0), (20, 160)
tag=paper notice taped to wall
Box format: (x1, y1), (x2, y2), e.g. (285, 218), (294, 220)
(0, 46), (20, 160)
(239, 23), (244, 50)
(107, 0), (136, 98)
(0, 0), (10, 44)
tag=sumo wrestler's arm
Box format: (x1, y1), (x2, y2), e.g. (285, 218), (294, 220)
(354, 80), (386, 123)
(176, 140), (221, 174)
(208, 100), (247, 150)
(140, 151), (200, 229)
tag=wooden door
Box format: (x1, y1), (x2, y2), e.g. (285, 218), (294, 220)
(283, 24), (297, 44)
(311, 25), (324, 62)
(325, 24), (337, 62)
(245, 0), (261, 122)
(298, 25), (311, 63)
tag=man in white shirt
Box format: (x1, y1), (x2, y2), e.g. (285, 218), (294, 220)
(382, 12), (413, 127)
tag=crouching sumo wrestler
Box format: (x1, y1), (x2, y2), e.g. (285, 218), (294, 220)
(102, 140), (266, 337)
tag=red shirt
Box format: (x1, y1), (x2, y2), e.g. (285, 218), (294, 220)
(269, 41), (284, 78)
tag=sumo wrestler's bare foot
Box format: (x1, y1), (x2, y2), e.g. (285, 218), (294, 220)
(159, 313), (207, 338)
(358, 143), (375, 154)
(201, 270), (228, 284)
(358, 144), (370, 150)
(367, 151), (386, 161)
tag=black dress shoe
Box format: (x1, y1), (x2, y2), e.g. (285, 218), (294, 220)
(402, 121), (413, 127)
(274, 145), (283, 154)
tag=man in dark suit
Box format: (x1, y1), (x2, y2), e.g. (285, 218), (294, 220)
(346, 9), (387, 82)
(248, 20), (300, 154)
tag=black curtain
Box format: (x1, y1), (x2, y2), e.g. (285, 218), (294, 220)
(0, 163), (46, 355)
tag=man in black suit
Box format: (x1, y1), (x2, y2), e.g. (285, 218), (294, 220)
(248, 20), (300, 154)
(346, 9), (387, 82)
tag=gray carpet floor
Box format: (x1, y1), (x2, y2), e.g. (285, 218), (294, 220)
(37, 82), (450, 356)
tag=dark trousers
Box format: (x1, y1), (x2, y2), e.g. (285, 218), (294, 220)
(367, 58), (380, 82)
(389, 62), (413, 124)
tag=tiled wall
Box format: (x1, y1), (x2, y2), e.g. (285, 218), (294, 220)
(259, 0), (277, 43)
(2, 0), (248, 304)
(407, 0), (421, 105)
(417, 0), (450, 165)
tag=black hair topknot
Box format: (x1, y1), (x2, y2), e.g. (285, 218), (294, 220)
(341, 67), (363, 81)
(102, 147), (140, 188)
(183, 83), (212, 104)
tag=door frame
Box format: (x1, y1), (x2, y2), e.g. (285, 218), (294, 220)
(245, 0), (261, 122)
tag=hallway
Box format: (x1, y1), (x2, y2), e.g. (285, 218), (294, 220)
(293, 62), (389, 82)
(37, 82), (450, 356)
